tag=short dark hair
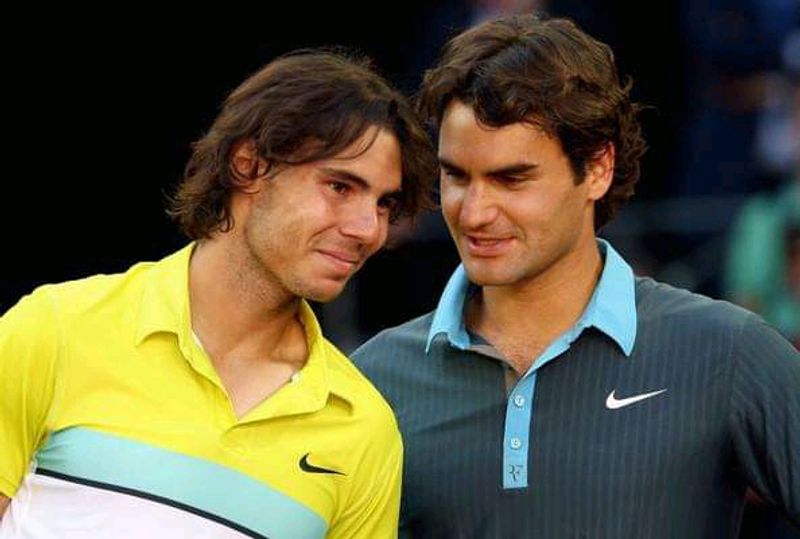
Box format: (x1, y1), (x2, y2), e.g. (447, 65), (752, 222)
(169, 49), (437, 239)
(419, 14), (647, 229)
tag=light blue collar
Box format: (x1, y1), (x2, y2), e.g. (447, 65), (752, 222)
(425, 239), (637, 356)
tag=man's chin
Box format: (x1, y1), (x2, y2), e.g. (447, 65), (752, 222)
(299, 279), (349, 303)
(463, 262), (515, 287)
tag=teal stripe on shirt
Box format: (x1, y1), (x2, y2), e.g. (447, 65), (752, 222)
(34, 427), (327, 539)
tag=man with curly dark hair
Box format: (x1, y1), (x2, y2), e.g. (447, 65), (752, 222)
(0, 49), (437, 538)
(353, 14), (799, 538)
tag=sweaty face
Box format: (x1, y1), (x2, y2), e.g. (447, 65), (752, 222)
(237, 127), (403, 302)
(439, 101), (606, 290)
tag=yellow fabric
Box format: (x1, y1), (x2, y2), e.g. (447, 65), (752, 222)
(0, 244), (401, 538)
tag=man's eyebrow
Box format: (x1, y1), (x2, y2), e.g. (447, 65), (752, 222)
(486, 163), (538, 176)
(438, 157), (466, 174)
(438, 158), (538, 177)
(320, 167), (370, 188)
(320, 167), (402, 197)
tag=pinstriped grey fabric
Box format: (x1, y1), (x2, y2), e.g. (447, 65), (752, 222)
(352, 277), (800, 538)
(729, 316), (800, 518)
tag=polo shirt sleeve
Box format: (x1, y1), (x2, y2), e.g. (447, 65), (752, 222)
(0, 288), (60, 497)
(327, 425), (403, 539)
(728, 313), (800, 526)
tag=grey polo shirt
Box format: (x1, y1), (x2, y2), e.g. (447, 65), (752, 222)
(353, 240), (799, 538)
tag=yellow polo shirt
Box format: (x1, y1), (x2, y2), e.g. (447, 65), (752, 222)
(0, 245), (402, 538)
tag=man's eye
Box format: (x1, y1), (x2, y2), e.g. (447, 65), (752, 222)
(441, 168), (465, 182)
(497, 175), (524, 185)
(328, 181), (350, 194)
(378, 196), (399, 212)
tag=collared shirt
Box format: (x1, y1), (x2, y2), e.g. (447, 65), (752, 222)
(426, 240), (636, 488)
(0, 244), (402, 539)
(353, 239), (799, 538)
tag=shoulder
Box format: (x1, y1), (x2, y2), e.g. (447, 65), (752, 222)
(350, 311), (435, 370)
(3, 260), (154, 330)
(323, 338), (403, 445)
(346, 312), (439, 419)
(635, 276), (754, 332)
(634, 277), (798, 364)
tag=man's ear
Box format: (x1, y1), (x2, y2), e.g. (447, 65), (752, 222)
(229, 139), (269, 192)
(585, 143), (615, 201)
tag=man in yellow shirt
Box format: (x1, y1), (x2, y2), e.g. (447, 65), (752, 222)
(0, 49), (436, 538)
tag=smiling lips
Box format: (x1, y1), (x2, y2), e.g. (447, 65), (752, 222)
(317, 249), (361, 274)
(464, 235), (513, 257)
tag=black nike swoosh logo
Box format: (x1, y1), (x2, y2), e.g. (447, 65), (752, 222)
(299, 453), (345, 475)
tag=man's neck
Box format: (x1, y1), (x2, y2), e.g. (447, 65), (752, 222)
(188, 239), (307, 367)
(187, 238), (310, 419)
(467, 238), (603, 374)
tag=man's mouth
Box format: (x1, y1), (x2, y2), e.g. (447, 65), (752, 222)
(464, 235), (513, 256)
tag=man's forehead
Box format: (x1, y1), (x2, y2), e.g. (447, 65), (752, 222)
(438, 130), (546, 168)
(324, 131), (402, 191)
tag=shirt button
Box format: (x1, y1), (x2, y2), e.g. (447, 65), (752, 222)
(510, 437), (522, 450)
(513, 394), (526, 407)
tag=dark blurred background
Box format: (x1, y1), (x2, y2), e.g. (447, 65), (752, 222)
(4, 2), (798, 536)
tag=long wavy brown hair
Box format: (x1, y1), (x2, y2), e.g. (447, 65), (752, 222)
(169, 49), (437, 239)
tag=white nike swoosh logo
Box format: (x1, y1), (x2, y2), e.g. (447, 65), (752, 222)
(605, 388), (667, 409)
